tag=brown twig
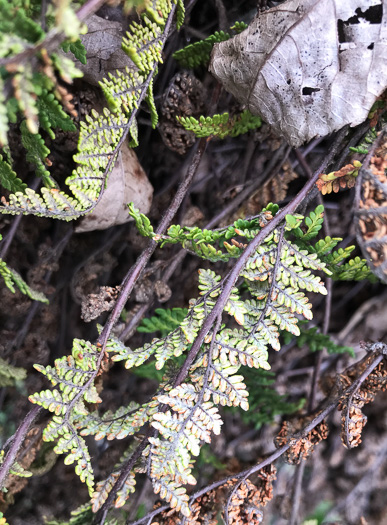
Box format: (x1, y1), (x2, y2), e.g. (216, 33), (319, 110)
(0, 405), (41, 489)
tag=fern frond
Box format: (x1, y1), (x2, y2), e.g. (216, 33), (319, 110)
(173, 22), (247, 68)
(91, 443), (139, 512)
(178, 110), (261, 139)
(29, 339), (103, 494)
(282, 325), (354, 356)
(122, 16), (163, 72)
(316, 161), (362, 195)
(349, 127), (378, 154)
(62, 38), (87, 65)
(12, 65), (39, 134)
(0, 357), (26, 387)
(138, 307), (188, 334)
(236, 368), (305, 429)
(1, 0), (179, 221)
(330, 256), (377, 282)
(0, 256), (48, 302)
(78, 400), (157, 441)
(0, 155), (27, 193)
(20, 120), (55, 188)
(37, 89), (77, 139)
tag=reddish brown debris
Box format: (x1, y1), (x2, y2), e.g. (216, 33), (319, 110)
(275, 419), (329, 464)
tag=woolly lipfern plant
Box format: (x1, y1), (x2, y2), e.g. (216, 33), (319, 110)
(29, 204), (374, 517)
(0, 0), (184, 220)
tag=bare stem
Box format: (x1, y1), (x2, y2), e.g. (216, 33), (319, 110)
(0, 405), (41, 489)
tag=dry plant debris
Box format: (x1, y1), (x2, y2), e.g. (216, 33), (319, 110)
(159, 72), (207, 155)
(210, 0), (387, 147)
(275, 419), (329, 464)
(338, 351), (387, 448)
(356, 133), (387, 283)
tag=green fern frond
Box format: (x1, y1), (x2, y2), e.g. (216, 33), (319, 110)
(37, 89), (77, 139)
(0, 357), (27, 387)
(282, 325), (354, 356)
(178, 110), (262, 139)
(61, 39), (87, 65)
(29, 339), (103, 494)
(349, 126), (378, 155)
(44, 503), (94, 525)
(173, 22), (247, 68)
(122, 16), (164, 72)
(0, 0), (44, 45)
(128, 202), (155, 236)
(91, 444), (138, 512)
(138, 307), (188, 335)
(291, 204), (325, 241)
(20, 120), (56, 188)
(0, 155), (27, 193)
(77, 400), (157, 441)
(0, 255), (48, 303)
(175, 0), (185, 29)
(330, 256), (377, 282)
(1, 0), (179, 221)
(235, 368), (305, 429)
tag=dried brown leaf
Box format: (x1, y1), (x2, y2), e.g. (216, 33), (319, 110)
(210, 0), (387, 147)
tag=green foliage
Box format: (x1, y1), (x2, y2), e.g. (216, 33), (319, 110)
(178, 110), (262, 139)
(37, 90), (77, 139)
(290, 204), (324, 241)
(0, 449), (32, 484)
(20, 120), (55, 188)
(29, 339), (103, 495)
(0, 511), (9, 525)
(173, 21), (248, 68)
(0, 0), (181, 221)
(138, 307), (188, 335)
(61, 39), (87, 65)
(349, 127), (378, 155)
(30, 205), (377, 517)
(0, 154), (27, 193)
(44, 503), (95, 525)
(0, 357), (27, 387)
(235, 368), (305, 429)
(129, 201), (279, 262)
(282, 325), (354, 356)
(0, 248), (49, 303)
(128, 202), (155, 237)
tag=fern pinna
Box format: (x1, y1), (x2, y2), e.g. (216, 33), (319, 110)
(0, 0), (184, 220)
(29, 204), (374, 518)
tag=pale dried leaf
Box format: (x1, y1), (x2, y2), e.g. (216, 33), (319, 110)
(209, 0), (387, 147)
(78, 15), (134, 86)
(76, 142), (153, 232)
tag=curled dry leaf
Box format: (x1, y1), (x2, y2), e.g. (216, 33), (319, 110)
(274, 418), (329, 464)
(209, 0), (387, 147)
(316, 160), (362, 195)
(76, 142), (153, 232)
